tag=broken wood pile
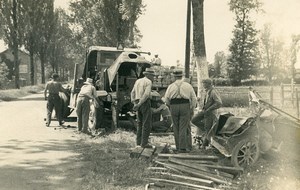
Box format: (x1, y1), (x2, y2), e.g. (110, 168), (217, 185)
(130, 145), (243, 189)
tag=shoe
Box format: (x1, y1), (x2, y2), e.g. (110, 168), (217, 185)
(142, 144), (153, 148)
(45, 122), (50, 127)
(59, 120), (65, 125)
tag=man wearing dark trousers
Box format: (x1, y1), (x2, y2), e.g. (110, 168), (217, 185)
(164, 70), (197, 153)
(191, 78), (222, 148)
(131, 68), (155, 148)
(44, 73), (66, 127)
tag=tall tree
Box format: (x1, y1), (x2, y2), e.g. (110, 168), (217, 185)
(69, 0), (145, 50)
(227, 0), (261, 85)
(213, 51), (227, 77)
(36, 0), (55, 84)
(48, 8), (74, 80)
(22, 0), (47, 85)
(259, 23), (285, 82)
(0, 0), (25, 88)
(191, 0), (208, 96)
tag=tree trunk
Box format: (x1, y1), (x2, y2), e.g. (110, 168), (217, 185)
(192, 0), (208, 98)
(12, 0), (19, 89)
(30, 51), (35, 85)
(40, 53), (46, 84)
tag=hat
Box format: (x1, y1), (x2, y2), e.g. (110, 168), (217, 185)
(84, 78), (93, 84)
(202, 78), (212, 85)
(172, 70), (183, 77)
(143, 68), (155, 75)
(52, 73), (59, 79)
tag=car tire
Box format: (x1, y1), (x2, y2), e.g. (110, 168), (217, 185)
(231, 138), (260, 168)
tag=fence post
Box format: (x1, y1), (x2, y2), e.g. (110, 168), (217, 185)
(280, 83), (284, 107)
(291, 82), (295, 107)
(296, 88), (299, 118)
(270, 86), (273, 105)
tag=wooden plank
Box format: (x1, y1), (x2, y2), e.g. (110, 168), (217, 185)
(140, 147), (156, 160)
(198, 164), (243, 174)
(148, 178), (222, 190)
(169, 158), (234, 179)
(159, 173), (214, 186)
(158, 153), (219, 161)
(147, 167), (167, 171)
(168, 157), (211, 172)
(150, 132), (174, 136)
(129, 146), (144, 158)
(154, 160), (231, 185)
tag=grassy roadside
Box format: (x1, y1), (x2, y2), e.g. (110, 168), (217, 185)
(0, 85), (44, 101)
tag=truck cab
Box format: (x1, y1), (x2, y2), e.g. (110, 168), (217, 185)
(69, 46), (151, 130)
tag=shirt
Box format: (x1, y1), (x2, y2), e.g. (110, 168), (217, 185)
(131, 77), (152, 105)
(152, 104), (171, 117)
(79, 84), (97, 99)
(203, 87), (222, 112)
(164, 79), (197, 109)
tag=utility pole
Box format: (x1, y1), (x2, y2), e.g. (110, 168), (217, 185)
(184, 0), (191, 79)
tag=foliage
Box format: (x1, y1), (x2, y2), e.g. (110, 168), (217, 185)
(213, 51), (227, 77)
(47, 8), (75, 80)
(0, 0), (27, 88)
(227, 0), (262, 86)
(68, 0), (145, 49)
(259, 24), (288, 83)
(0, 62), (9, 89)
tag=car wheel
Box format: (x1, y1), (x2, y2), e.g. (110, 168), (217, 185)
(231, 138), (260, 168)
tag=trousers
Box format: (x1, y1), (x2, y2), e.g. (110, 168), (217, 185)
(46, 94), (63, 125)
(76, 96), (90, 133)
(136, 99), (152, 147)
(170, 102), (191, 151)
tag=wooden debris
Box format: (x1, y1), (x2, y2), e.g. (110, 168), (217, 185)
(154, 160), (231, 184)
(148, 178), (222, 190)
(150, 132), (174, 136)
(147, 167), (167, 171)
(158, 153), (219, 161)
(168, 157), (212, 172)
(130, 146), (156, 160)
(198, 164), (244, 175)
(129, 146), (144, 158)
(157, 172), (214, 186)
(140, 147), (156, 160)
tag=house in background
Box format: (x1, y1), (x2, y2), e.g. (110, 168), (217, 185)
(0, 48), (41, 87)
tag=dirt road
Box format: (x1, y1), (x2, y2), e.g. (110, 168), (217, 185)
(0, 92), (86, 190)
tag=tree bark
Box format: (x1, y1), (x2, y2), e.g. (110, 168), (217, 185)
(192, 0), (208, 98)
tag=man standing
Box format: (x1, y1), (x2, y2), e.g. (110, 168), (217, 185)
(164, 70), (197, 153)
(152, 54), (162, 66)
(44, 73), (66, 127)
(191, 79), (222, 148)
(131, 68), (155, 148)
(76, 78), (98, 135)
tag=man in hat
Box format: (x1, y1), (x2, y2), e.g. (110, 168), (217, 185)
(164, 70), (197, 153)
(191, 78), (222, 149)
(44, 73), (66, 127)
(131, 67), (155, 148)
(76, 78), (98, 135)
(152, 54), (162, 66)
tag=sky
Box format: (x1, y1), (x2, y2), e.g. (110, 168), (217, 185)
(1, 0), (300, 67)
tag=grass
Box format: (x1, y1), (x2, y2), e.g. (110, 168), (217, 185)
(76, 130), (153, 190)
(0, 84), (44, 101)
(75, 105), (300, 190)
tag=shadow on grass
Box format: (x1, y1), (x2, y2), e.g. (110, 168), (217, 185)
(0, 138), (87, 190)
